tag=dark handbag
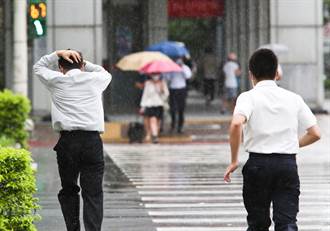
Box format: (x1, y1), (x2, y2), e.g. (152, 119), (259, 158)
(127, 122), (145, 143)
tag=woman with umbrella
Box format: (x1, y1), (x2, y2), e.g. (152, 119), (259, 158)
(139, 60), (182, 143)
(140, 72), (169, 143)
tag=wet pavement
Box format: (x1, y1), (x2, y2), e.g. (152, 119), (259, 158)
(31, 114), (330, 231)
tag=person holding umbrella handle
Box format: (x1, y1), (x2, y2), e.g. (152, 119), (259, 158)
(140, 72), (169, 143)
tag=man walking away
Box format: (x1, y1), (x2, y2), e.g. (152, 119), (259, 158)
(224, 49), (321, 231)
(166, 57), (192, 134)
(222, 52), (241, 113)
(34, 50), (112, 231)
(202, 47), (217, 105)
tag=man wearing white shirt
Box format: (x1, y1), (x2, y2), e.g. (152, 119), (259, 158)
(222, 52), (241, 112)
(224, 49), (321, 231)
(34, 50), (112, 231)
(166, 58), (192, 133)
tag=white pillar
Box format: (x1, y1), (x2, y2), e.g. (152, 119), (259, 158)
(270, 0), (324, 108)
(13, 0), (28, 96)
(146, 0), (168, 46)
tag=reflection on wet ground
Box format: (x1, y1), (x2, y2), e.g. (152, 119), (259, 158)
(33, 147), (155, 231)
(104, 144), (330, 231)
(32, 115), (330, 231)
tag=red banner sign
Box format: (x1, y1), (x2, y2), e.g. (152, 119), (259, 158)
(168, 0), (224, 18)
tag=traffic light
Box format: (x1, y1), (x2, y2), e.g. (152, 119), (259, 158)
(28, 0), (47, 38)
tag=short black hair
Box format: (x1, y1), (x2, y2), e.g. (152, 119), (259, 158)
(58, 51), (83, 71)
(249, 49), (278, 80)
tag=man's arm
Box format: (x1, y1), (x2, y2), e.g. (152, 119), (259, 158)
(297, 96), (320, 147)
(235, 68), (241, 77)
(299, 125), (321, 148)
(234, 62), (241, 77)
(84, 61), (112, 91)
(182, 65), (192, 79)
(33, 52), (62, 86)
(84, 61), (108, 73)
(33, 50), (81, 85)
(224, 114), (246, 182)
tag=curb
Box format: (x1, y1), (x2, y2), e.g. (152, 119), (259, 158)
(101, 116), (232, 144)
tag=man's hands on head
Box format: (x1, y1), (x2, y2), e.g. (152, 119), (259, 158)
(56, 50), (81, 64)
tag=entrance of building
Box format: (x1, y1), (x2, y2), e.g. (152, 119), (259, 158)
(168, 0), (225, 111)
(103, 0), (225, 116)
(103, 0), (145, 115)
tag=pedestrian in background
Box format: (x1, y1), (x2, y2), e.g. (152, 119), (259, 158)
(140, 73), (169, 143)
(224, 49), (321, 231)
(222, 52), (241, 113)
(202, 47), (218, 105)
(166, 57), (192, 134)
(34, 49), (112, 231)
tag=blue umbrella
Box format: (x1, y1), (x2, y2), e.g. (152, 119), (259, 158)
(146, 41), (190, 59)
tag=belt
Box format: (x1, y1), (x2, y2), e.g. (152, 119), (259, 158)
(60, 130), (99, 135)
(249, 152), (296, 159)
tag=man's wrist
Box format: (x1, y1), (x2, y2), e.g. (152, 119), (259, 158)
(230, 157), (239, 165)
(56, 50), (65, 57)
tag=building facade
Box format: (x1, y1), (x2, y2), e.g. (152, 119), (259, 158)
(225, 0), (324, 108)
(2, 0), (325, 114)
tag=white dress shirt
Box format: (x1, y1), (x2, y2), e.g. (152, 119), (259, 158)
(234, 80), (317, 154)
(33, 52), (112, 132)
(140, 80), (169, 108)
(165, 64), (192, 89)
(223, 61), (239, 88)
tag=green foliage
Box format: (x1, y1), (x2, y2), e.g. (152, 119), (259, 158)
(0, 90), (31, 148)
(325, 0), (330, 23)
(0, 147), (40, 231)
(169, 18), (216, 58)
(0, 136), (15, 148)
(325, 79), (330, 90)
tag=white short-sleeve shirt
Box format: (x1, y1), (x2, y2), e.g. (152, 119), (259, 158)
(234, 80), (317, 154)
(223, 61), (239, 88)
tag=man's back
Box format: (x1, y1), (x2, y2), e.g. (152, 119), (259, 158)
(203, 53), (217, 79)
(235, 80), (316, 154)
(49, 69), (108, 131)
(33, 52), (112, 132)
(224, 49), (320, 231)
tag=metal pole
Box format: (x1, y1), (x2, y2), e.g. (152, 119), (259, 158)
(13, 0), (28, 96)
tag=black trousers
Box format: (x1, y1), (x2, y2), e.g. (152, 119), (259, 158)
(203, 79), (215, 101)
(242, 153), (300, 231)
(169, 88), (187, 132)
(54, 131), (104, 231)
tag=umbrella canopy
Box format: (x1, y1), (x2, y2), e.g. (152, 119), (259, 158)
(116, 51), (172, 71)
(139, 60), (182, 74)
(146, 41), (190, 59)
(259, 43), (289, 54)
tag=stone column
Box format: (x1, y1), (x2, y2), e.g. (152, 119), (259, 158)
(270, 0), (324, 107)
(258, 0), (270, 45)
(13, 0), (28, 96)
(237, 0), (250, 90)
(224, 0), (232, 56)
(4, 0), (13, 90)
(215, 17), (224, 62)
(145, 0), (168, 46)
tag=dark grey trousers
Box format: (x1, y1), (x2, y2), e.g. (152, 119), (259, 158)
(54, 130), (104, 231)
(243, 153), (300, 231)
(169, 88), (187, 132)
